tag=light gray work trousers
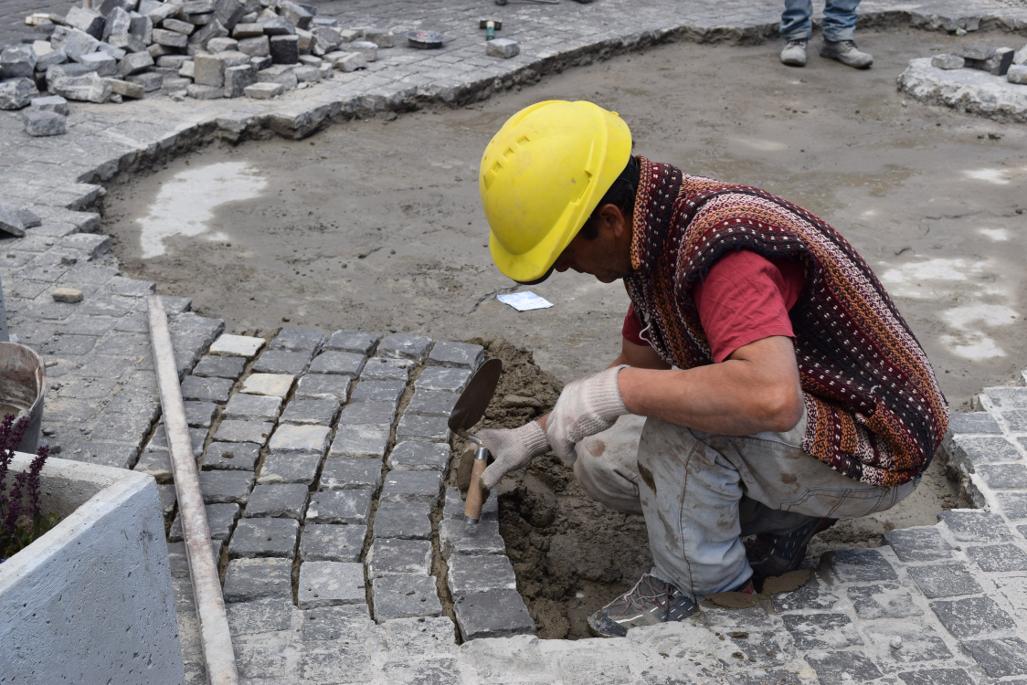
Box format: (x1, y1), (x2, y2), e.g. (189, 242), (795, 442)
(573, 409), (916, 597)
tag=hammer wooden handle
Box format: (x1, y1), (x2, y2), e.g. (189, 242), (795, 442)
(464, 447), (490, 523)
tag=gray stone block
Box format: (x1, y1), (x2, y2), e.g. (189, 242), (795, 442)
(224, 64), (256, 97)
(373, 499), (432, 540)
(930, 596), (1015, 638)
(846, 583), (922, 619)
(348, 40), (377, 62)
(193, 53), (225, 86)
(308, 350), (365, 376)
(442, 487), (498, 522)
(361, 357), (412, 381)
(446, 553), (517, 598)
(330, 425), (389, 459)
(269, 424), (331, 453)
(0, 45), (37, 78)
(153, 28), (188, 48)
(416, 367), (472, 392)
(407, 389), (459, 417)
(339, 401), (395, 426)
(439, 518), (505, 557)
(351, 380), (405, 404)
(270, 34), (299, 64)
(453, 589), (533, 639)
(28, 95), (69, 116)
(170, 502), (239, 541)
(214, 418), (273, 445)
(125, 71), (162, 92)
(966, 543), (1027, 572)
(162, 18), (195, 35)
(996, 491), (1027, 520)
(896, 668), (975, 685)
(372, 574), (442, 621)
(227, 599), (299, 637)
(223, 558), (292, 601)
(940, 510), (1012, 541)
(367, 538), (432, 578)
(240, 373), (294, 398)
(22, 109), (66, 137)
(885, 527), (954, 562)
(948, 411), (1002, 434)
(224, 393), (282, 420)
(199, 469), (254, 504)
(821, 548), (897, 583)
(281, 398), (339, 425)
(307, 488), (373, 524)
(907, 563), (982, 598)
(300, 604), (373, 641)
(279, 0), (313, 29)
(300, 523), (366, 562)
(246, 483), (309, 519)
(184, 400), (218, 428)
(214, 0), (246, 29)
(65, 6), (106, 39)
(380, 470), (442, 503)
(962, 637), (1027, 678)
(330, 51), (366, 72)
(770, 578), (840, 612)
(486, 38), (520, 59)
(119, 49), (154, 76)
(396, 413), (450, 442)
(781, 613), (861, 650)
(238, 35), (270, 57)
(181, 375), (234, 402)
(253, 349), (311, 375)
(948, 435), (1022, 470)
(319, 458), (382, 490)
(378, 333), (432, 361)
(134, 446), (172, 481)
(295, 373), (350, 401)
(1007, 65), (1027, 84)
(388, 441), (450, 472)
(202, 441), (260, 471)
(804, 651), (882, 684)
(49, 73), (111, 103)
(229, 517), (299, 558)
(244, 81), (282, 99)
(298, 561), (364, 608)
(259, 450), (321, 485)
(324, 330), (377, 354)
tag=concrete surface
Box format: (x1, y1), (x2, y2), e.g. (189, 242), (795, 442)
(0, 453), (183, 684)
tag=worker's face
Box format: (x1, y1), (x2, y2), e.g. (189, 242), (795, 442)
(553, 205), (632, 283)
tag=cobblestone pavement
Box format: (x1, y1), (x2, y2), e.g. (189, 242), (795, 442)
(2, 0), (1027, 682)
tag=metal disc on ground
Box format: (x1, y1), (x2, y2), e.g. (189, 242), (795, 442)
(406, 31), (445, 49)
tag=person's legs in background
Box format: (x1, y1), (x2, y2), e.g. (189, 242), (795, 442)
(820, 0), (873, 68)
(780, 0), (813, 66)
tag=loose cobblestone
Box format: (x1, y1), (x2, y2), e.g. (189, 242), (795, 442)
(229, 517), (300, 558)
(258, 450), (321, 485)
(297, 561), (365, 608)
(300, 523), (366, 562)
(245, 483), (309, 519)
(201, 441), (260, 471)
(223, 392), (282, 420)
(372, 574), (442, 621)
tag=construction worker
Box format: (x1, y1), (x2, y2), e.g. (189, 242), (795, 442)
(474, 100), (948, 638)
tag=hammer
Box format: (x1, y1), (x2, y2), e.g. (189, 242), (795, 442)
(448, 358), (503, 523)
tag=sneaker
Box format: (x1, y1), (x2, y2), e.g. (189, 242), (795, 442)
(780, 39), (808, 67)
(587, 573), (699, 638)
(745, 517), (836, 588)
(820, 40), (873, 69)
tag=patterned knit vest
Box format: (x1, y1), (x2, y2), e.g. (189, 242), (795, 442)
(623, 157), (949, 486)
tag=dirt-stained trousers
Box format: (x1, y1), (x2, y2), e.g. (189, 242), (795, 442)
(572, 409), (916, 597)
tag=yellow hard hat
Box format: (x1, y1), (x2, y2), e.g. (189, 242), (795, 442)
(479, 100), (632, 282)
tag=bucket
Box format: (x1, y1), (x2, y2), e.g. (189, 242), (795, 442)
(0, 342), (46, 453)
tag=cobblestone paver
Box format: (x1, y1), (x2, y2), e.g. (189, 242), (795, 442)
(3, 0), (1027, 682)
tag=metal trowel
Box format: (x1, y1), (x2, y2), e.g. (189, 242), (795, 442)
(449, 358), (502, 523)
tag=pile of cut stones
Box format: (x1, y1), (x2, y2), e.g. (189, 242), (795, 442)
(931, 43), (1027, 84)
(0, 0), (396, 135)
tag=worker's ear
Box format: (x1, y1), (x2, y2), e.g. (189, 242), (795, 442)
(598, 203), (628, 239)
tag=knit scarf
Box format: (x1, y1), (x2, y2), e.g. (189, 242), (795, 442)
(623, 156), (948, 486)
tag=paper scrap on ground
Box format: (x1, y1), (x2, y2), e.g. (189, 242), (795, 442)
(497, 291), (553, 312)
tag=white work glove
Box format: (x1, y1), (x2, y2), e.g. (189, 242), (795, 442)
(478, 421), (551, 491)
(546, 365), (627, 463)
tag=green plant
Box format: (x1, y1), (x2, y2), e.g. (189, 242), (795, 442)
(0, 414), (54, 562)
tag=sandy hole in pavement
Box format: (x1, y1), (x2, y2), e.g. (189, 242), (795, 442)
(100, 28), (1027, 637)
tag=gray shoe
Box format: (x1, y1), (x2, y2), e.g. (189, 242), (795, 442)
(587, 573), (698, 638)
(820, 40), (873, 69)
(780, 39), (808, 67)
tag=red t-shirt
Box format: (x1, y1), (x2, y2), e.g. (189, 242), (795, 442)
(623, 251), (804, 363)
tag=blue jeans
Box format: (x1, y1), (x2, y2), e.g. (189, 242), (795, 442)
(781, 0), (861, 42)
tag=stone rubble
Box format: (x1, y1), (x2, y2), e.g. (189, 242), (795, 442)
(0, 0), (403, 133)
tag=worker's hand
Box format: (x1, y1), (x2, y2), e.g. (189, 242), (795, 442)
(477, 421), (551, 491)
(546, 365), (627, 462)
